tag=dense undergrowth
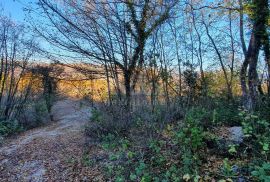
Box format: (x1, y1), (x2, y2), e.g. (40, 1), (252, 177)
(85, 98), (270, 182)
(0, 98), (55, 143)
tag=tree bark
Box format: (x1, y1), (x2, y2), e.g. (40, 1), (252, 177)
(124, 70), (131, 109)
(240, 0), (268, 110)
(264, 40), (270, 95)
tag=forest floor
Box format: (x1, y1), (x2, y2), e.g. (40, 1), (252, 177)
(0, 99), (104, 182)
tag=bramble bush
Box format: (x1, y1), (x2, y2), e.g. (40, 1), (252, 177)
(84, 98), (270, 181)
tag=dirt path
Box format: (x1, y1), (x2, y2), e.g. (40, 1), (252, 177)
(0, 99), (103, 182)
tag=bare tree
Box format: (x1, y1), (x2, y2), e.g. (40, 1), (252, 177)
(0, 15), (36, 120)
(31, 63), (63, 121)
(30, 0), (176, 108)
(203, 19), (233, 100)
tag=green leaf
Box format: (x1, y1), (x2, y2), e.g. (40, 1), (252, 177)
(130, 173), (137, 181)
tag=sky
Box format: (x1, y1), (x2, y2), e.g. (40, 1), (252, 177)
(1, 0), (56, 62)
(0, 0), (250, 69)
(1, 0), (32, 22)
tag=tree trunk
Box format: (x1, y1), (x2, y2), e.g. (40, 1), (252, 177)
(239, 0), (247, 56)
(124, 70), (131, 109)
(264, 41), (270, 96)
(241, 32), (260, 110)
(240, 0), (268, 110)
(104, 61), (112, 105)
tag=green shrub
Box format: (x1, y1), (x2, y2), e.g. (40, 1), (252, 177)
(252, 163), (270, 181)
(240, 110), (270, 158)
(86, 101), (270, 181)
(220, 158), (237, 178)
(34, 99), (49, 123)
(185, 107), (212, 129)
(0, 119), (23, 137)
(213, 103), (241, 126)
(90, 109), (103, 123)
